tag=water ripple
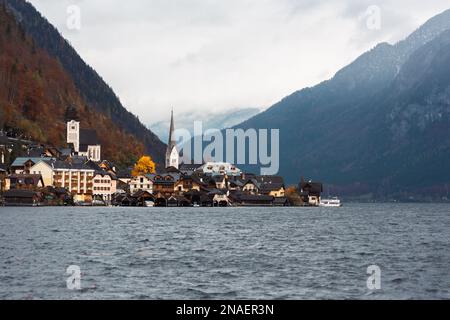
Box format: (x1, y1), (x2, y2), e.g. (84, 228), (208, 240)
(0, 204), (449, 299)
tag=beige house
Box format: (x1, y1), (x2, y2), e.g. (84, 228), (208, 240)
(29, 160), (54, 187)
(52, 162), (95, 203)
(243, 180), (259, 194)
(174, 176), (202, 193)
(93, 173), (117, 203)
(263, 186), (285, 198)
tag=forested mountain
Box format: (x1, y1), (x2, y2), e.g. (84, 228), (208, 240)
(1, 0), (165, 165)
(234, 9), (450, 199)
(0, 3), (151, 166)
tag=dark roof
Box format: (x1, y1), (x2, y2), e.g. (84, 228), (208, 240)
(238, 194), (274, 202)
(207, 189), (226, 195)
(260, 182), (285, 192)
(243, 178), (260, 188)
(228, 176), (245, 186)
(0, 135), (10, 144)
(153, 173), (181, 181)
(60, 148), (73, 157)
(3, 189), (39, 198)
(11, 157), (53, 167)
(79, 129), (100, 151)
(179, 163), (203, 173)
(85, 160), (102, 171)
(8, 174), (43, 186)
(273, 197), (289, 204)
(211, 175), (226, 182)
(51, 160), (94, 171)
(163, 166), (181, 174)
(255, 176), (285, 185)
(132, 190), (155, 199)
(169, 195), (190, 202)
(116, 168), (132, 178)
(27, 146), (46, 157)
(300, 181), (323, 195)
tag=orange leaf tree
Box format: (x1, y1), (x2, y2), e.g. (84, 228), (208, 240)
(132, 155), (156, 177)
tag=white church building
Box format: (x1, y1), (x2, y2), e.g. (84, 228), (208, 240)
(165, 110), (179, 169)
(67, 120), (102, 162)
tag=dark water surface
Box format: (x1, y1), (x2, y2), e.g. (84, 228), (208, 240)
(0, 204), (449, 299)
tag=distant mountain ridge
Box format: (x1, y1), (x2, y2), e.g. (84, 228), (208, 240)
(150, 108), (261, 143)
(2, 0), (166, 164)
(233, 8), (450, 199)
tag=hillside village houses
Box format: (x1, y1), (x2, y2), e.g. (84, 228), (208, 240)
(113, 111), (295, 207)
(0, 119), (116, 205)
(0, 112), (323, 207)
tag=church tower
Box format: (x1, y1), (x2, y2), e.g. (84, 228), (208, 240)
(67, 120), (80, 152)
(165, 110), (179, 169)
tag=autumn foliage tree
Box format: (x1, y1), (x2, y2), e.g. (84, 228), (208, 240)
(132, 156), (156, 177)
(285, 186), (302, 206)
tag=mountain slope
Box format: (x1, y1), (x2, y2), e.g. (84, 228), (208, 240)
(0, 3), (147, 166)
(2, 0), (165, 164)
(234, 9), (450, 198)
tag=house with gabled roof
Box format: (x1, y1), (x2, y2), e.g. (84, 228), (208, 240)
(10, 157), (54, 174)
(29, 160), (54, 187)
(299, 179), (323, 206)
(5, 174), (45, 191)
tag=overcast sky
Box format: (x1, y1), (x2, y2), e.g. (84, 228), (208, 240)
(28, 0), (450, 124)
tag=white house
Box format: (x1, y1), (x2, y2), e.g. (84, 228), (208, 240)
(129, 175), (154, 194)
(200, 162), (241, 176)
(93, 172), (117, 203)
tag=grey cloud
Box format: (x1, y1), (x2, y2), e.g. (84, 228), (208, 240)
(28, 0), (450, 125)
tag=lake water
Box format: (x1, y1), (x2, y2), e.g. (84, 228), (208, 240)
(0, 204), (449, 300)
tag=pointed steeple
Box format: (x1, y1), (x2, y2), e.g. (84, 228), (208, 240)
(168, 108), (175, 145)
(165, 109), (179, 169)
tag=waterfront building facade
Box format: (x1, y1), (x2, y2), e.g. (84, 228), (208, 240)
(129, 175), (154, 194)
(93, 172), (117, 203)
(52, 161), (95, 203)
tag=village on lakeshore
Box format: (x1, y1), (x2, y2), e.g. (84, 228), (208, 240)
(0, 111), (325, 207)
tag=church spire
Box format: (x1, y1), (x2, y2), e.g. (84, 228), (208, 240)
(168, 108), (175, 145)
(165, 109), (179, 169)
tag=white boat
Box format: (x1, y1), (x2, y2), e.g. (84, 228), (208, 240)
(319, 197), (342, 207)
(144, 201), (155, 207)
